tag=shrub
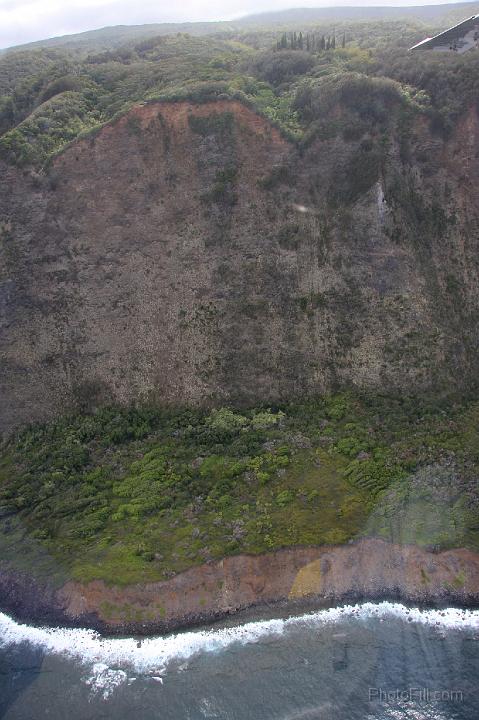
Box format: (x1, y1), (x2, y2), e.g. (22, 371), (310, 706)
(188, 111), (234, 137)
(251, 409), (285, 430)
(335, 435), (371, 458)
(205, 408), (248, 432)
(293, 72), (405, 124)
(328, 142), (383, 205)
(38, 75), (90, 103)
(344, 457), (406, 496)
(325, 394), (352, 421)
(250, 50), (314, 86)
(276, 489), (294, 506)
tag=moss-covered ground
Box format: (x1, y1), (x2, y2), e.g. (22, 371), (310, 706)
(0, 393), (478, 586)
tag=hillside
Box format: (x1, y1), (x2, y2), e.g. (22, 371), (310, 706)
(1, 16), (479, 630)
(5, 1), (479, 53)
(240, 1), (479, 25)
(2, 30), (479, 429)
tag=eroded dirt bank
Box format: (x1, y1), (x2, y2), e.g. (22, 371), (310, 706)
(1, 538), (479, 634)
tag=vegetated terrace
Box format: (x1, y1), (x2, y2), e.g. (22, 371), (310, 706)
(0, 393), (478, 586)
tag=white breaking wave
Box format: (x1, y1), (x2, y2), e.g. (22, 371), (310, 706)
(0, 601), (478, 698)
(84, 662), (129, 699)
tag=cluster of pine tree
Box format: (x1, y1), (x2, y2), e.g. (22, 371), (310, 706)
(276, 31), (346, 52)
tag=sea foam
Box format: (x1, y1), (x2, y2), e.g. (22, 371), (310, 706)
(0, 602), (477, 679)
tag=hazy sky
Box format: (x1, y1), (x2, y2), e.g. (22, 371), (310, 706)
(0, 0), (468, 49)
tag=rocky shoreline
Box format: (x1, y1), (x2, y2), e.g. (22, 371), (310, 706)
(1, 538), (479, 636)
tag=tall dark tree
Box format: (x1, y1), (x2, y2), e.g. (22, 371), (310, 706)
(298, 31), (304, 50)
(326, 36), (331, 51)
(320, 35), (326, 50)
(342, 32), (346, 48)
(331, 34), (336, 49)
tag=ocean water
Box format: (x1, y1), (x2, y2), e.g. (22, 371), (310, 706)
(0, 602), (478, 719)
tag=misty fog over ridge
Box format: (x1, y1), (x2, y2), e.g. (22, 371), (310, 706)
(3, 0), (479, 50)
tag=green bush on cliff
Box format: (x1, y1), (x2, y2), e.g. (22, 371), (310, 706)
(205, 407), (248, 431)
(293, 71), (405, 124)
(344, 456), (406, 496)
(188, 109), (235, 137)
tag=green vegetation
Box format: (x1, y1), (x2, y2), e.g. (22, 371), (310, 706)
(2, 16), (479, 167)
(2, 15), (479, 587)
(1, 393), (479, 585)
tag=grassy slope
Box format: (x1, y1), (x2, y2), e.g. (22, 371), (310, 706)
(0, 394), (478, 586)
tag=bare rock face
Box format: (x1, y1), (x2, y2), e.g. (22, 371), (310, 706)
(1, 539), (478, 633)
(1, 99), (479, 432)
(55, 539), (479, 632)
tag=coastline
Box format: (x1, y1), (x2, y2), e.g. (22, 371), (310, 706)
(1, 538), (479, 636)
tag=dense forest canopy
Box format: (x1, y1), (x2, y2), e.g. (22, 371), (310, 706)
(1, 13), (479, 168)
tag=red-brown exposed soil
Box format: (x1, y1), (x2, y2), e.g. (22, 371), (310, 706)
(2, 538), (477, 634)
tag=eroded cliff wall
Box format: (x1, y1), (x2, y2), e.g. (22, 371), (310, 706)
(1, 99), (479, 432)
(2, 539), (479, 633)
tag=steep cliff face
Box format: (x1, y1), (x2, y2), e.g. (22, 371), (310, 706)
(1, 99), (479, 432)
(2, 539), (479, 633)
(62, 539), (479, 632)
